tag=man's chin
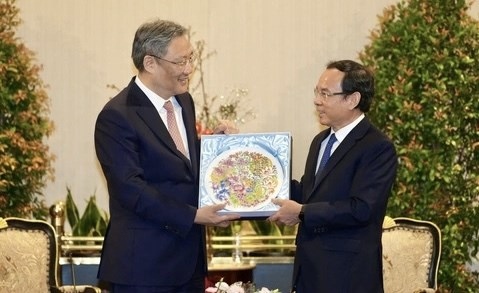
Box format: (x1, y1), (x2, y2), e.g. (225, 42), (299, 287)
(179, 78), (189, 86)
(317, 115), (327, 124)
(174, 85), (189, 95)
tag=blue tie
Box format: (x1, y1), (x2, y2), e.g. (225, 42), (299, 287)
(316, 133), (337, 176)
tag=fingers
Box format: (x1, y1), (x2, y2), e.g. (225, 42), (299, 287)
(267, 213), (278, 222)
(216, 221), (230, 228)
(214, 214), (241, 228)
(223, 213), (241, 221)
(213, 124), (226, 134)
(208, 204), (241, 227)
(210, 202), (227, 212)
(269, 199), (283, 222)
(224, 123), (239, 134)
(269, 215), (298, 226)
(213, 120), (239, 134)
(271, 198), (284, 206)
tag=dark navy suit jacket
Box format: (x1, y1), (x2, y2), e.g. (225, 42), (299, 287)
(94, 77), (205, 286)
(291, 118), (397, 293)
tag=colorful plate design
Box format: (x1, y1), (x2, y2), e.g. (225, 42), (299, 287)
(205, 147), (284, 211)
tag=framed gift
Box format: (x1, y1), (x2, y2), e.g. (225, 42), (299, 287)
(198, 132), (291, 218)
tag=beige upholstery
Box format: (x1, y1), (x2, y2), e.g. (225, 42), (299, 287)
(0, 217), (101, 293)
(382, 217), (441, 293)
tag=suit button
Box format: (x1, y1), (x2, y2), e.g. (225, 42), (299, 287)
(313, 227), (328, 234)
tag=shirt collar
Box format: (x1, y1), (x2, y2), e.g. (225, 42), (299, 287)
(331, 114), (365, 143)
(134, 76), (176, 109)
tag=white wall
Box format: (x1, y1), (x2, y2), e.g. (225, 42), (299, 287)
(15, 0), (479, 222)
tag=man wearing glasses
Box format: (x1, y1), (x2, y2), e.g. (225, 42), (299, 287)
(269, 60), (398, 293)
(94, 19), (239, 293)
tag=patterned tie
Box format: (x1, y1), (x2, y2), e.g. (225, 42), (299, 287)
(163, 101), (187, 156)
(316, 133), (337, 178)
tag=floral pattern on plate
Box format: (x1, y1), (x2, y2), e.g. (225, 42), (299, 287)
(206, 148), (283, 211)
(199, 132), (291, 217)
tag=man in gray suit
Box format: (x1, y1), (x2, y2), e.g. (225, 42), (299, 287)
(270, 60), (397, 293)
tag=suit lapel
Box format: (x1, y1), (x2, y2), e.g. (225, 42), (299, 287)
(308, 118), (371, 198)
(126, 80), (195, 171)
(176, 94), (199, 176)
(302, 131), (329, 199)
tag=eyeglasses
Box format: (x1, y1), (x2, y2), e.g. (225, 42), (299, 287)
(314, 87), (349, 99)
(149, 54), (197, 69)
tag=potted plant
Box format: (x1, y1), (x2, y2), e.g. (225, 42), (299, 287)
(65, 187), (108, 237)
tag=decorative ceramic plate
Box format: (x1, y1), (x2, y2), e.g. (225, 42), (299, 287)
(205, 147), (284, 211)
(199, 132), (291, 218)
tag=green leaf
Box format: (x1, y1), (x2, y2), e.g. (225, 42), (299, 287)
(77, 195), (102, 237)
(66, 189), (108, 237)
(65, 186), (80, 230)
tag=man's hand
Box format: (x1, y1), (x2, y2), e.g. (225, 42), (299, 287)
(213, 120), (239, 135)
(268, 198), (302, 226)
(195, 203), (241, 227)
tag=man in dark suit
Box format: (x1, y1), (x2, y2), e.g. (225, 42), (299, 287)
(269, 60), (397, 293)
(94, 19), (240, 293)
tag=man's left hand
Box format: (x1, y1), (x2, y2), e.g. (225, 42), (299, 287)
(213, 120), (239, 134)
(268, 198), (302, 226)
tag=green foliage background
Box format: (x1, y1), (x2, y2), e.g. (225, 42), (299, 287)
(0, 0), (54, 219)
(359, 0), (479, 291)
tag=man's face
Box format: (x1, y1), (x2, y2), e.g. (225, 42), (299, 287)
(314, 68), (356, 131)
(149, 35), (195, 98)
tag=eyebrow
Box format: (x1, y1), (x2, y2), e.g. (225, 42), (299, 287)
(319, 87), (333, 93)
(172, 51), (195, 60)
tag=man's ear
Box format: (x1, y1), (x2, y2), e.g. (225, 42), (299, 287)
(348, 92), (361, 110)
(143, 55), (156, 73)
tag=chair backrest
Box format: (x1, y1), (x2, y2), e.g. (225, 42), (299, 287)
(0, 217), (59, 293)
(382, 217), (441, 293)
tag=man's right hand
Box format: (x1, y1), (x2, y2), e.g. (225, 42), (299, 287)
(195, 203), (241, 227)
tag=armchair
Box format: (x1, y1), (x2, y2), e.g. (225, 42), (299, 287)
(0, 217), (101, 293)
(382, 216), (441, 293)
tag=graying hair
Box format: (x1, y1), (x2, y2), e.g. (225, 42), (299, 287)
(131, 19), (187, 71)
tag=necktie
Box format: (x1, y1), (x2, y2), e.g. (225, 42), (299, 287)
(316, 133), (337, 177)
(164, 101), (187, 157)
